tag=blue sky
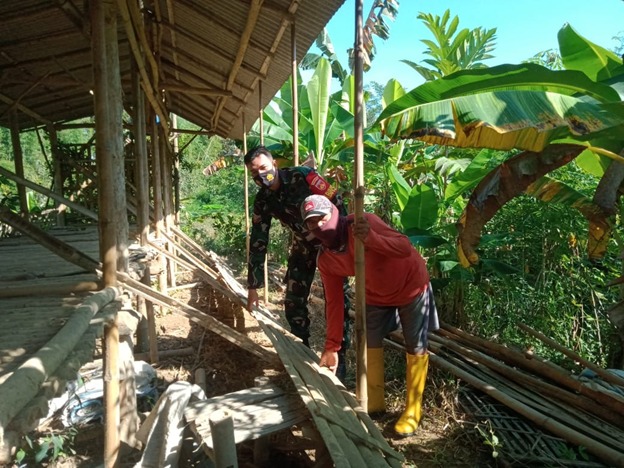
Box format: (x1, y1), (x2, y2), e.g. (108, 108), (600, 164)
(319, 0), (624, 90)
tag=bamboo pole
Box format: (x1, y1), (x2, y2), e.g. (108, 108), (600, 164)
(0, 167), (98, 221)
(161, 133), (176, 289)
(259, 81), (269, 304)
(291, 21), (299, 166)
(0, 288), (120, 458)
(384, 335), (624, 468)
(9, 110), (28, 220)
(116, 272), (278, 365)
(428, 333), (624, 429)
(91, 0), (117, 288)
(209, 410), (238, 468)
(103, 315), (120, 468)
(439, 324), (624, 417)
(104, 2), (129, 275)
(172, 114), (181, 225)
(47, 124), (66, 227)
(353, 0), (368, 412)
(151, 115), (167, 294)
(518, 323), (624, 389)
(243, 116), (251, 264)
(132, 56), (150, 246)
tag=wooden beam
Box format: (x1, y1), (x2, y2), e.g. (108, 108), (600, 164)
(115, 0), (169, 134)
(211, 0), (263, 131)
(0, 93), (51, 125)
(161, 82), (233, 97)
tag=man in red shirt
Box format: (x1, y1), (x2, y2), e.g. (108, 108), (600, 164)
(300, 194), (439, 436)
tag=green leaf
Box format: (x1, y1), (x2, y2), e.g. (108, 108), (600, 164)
(401, 183), (438, 230)
(558, 24), (624, 82)
(382, 78), (405, 109)
(379, 89), (624, 152)
(307, 58), (332, 166)
(377, 64), (620, 121)
(408, 234), (448, 249)
(386, 163), (410, 210)
(445, 149), (511, 201)
(574, 149), (610, 177)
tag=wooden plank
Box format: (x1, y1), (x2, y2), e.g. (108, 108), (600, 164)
(186, 384), (307, 447)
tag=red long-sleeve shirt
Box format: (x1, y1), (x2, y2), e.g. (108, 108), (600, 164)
(318, 213), (430, 352)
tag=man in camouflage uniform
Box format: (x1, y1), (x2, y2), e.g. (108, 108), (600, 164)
(245, 146), (351, 379)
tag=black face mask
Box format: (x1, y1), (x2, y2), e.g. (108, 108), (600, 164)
(253, 167), (277, 188)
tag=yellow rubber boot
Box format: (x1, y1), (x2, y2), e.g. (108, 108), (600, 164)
(367, 347), (386, 414)
(394, 353), (429, 436)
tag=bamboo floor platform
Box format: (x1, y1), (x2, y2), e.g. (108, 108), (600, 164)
(0, 226), (116, 460)
(185, 383), (308, 451)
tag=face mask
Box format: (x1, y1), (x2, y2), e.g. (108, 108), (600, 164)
(253, 167), (276, 188)
(312, 205), (348, 250)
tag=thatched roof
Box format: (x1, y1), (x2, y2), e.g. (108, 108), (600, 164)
(0, 0), (345, 138)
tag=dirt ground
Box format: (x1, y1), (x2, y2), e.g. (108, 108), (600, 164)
(21, 270), (495, 468)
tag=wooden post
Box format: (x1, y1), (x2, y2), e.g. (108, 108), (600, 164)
(131, 57), (154, 356)
(353, 0), (368, 412)
(91, 0), (117, 288)
(172, 114), (181, 225)
(243, 116), (250, 264)
(132, 56), (150, 246)
(151, 116), (167, 294)
(209, 410), (238, 468)
(104, 1), (129, 274)
(291, 21), (299, 166)
(161, 133), (176, 289)
(47, 124), (65, 227)
(9, 110), (29, 220)
(259, 82), (269, 304)
(104, 315), (120, 468)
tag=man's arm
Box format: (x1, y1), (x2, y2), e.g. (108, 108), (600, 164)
(318, 267), (345, 374)
(247, 195), (272, 290)
(354, 213), (414, 257)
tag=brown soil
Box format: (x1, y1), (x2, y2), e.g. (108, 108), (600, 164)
(20, 270), (495, 468)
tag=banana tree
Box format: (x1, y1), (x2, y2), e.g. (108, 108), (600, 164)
(376, 26), (624, 268)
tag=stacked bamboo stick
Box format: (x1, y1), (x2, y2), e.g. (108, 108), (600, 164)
(385, 323), (624, 467)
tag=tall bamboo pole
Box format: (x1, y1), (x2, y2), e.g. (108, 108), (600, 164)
(161, 130), (176, 288)
(291, 21), (299, 166)
(132, 57), (149, 246)
(172, 114), (181, 225)
(353, 0), (368, 411)
(91, 0), (117, 289)
(104, 3), (129, 274)
(47, 124), (65, 227)
(151, 116), (167, 294)
(243, 115), (250, 264)
(9, 110), (28, 220)
(259, 81), (269, 304)
(92, 3), (121, 464)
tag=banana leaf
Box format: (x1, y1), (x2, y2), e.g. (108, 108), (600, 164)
(457, 143), (585, 267)
(379, 89), (624, 153)
(307, 57), (332, 166)
(558, 24), (624, 82)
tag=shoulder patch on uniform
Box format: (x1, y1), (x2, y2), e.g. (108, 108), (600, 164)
(306, 172), (336, 198)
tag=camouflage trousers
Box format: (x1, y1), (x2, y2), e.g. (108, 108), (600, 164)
(284, 238), (351, 350)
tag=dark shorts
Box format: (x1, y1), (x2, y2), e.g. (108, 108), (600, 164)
(366, 283), (439, 353)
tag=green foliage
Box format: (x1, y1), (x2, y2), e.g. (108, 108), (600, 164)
(401, 9), (497, 81)
(15, 428), (77, 465)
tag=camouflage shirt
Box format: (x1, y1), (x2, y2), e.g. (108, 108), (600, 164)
(247, 166), (339, 289)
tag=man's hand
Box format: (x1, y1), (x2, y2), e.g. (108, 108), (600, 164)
(247, 288), (259, 311)
(352, 216), (370, 242)
(319, 350), (339, 374)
